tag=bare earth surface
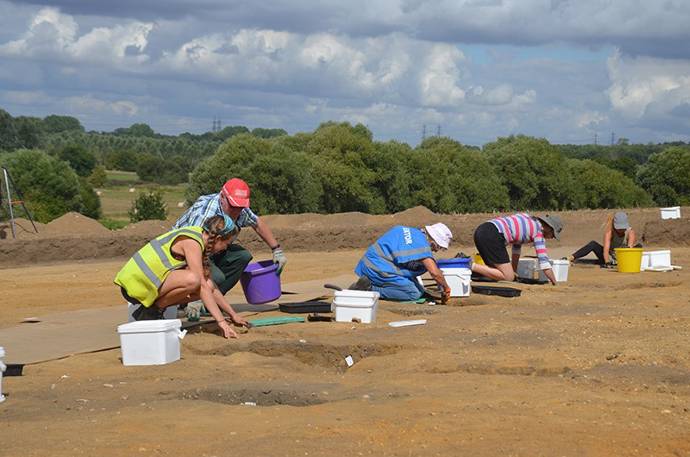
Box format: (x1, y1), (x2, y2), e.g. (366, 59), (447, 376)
(1, 208), (690, 456)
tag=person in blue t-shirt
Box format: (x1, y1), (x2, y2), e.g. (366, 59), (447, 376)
(352, 223), (453, 303)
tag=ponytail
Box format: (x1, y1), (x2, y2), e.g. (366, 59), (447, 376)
(202, 215), (239, 279)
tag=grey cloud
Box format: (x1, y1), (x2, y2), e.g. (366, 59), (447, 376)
(9, 0), (690, 59)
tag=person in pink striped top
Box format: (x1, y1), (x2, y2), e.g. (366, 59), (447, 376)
(471, 213), (563, 285)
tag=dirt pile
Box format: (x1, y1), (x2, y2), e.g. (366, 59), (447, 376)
(643, 218), (690, 247)
(0, 206), (688, 267)
(40, 212), (111, 238)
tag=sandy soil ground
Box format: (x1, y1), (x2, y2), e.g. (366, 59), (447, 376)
(2, 208), (690, 456)
(2, 246), (690, 456)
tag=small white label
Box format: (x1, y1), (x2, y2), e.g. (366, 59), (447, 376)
(345, 355), (354, 367)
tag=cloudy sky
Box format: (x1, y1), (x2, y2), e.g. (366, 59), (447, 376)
(1, 0), (689, 146)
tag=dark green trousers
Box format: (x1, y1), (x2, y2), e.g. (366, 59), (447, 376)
(210, 244), (253, 295)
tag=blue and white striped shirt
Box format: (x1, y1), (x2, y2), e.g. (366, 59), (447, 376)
(173, 193), (259, 230)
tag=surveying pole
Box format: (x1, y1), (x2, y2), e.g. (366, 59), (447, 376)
(1, 167), (38, 239)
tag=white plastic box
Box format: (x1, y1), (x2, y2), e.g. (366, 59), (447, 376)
(332, 290), (379, 324)
(117, 319), (186, 366)
(517, 258), (569, 282)
(0, 347), (6, 403)
(660, 206), (681, 220)
(440, 267), (472, 297)
(641, 250), (672, 270)
(127, 303), (177, 322)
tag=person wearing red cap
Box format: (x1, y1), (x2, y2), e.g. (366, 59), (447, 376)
(173, 178), (286, 296)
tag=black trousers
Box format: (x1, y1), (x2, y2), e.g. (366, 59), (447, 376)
(572, 241), (605, 264)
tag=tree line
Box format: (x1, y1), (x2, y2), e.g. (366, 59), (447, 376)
(1, 107), (689, 223)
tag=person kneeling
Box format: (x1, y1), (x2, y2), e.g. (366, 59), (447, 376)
(114, 215), (249, 339)
(352, 223), (453, 303)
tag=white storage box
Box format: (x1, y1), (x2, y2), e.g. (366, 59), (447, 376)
(660, 206), (681, 220)
(641, 250), (671, 270)
(127, 303), (177, 322)
(517, 258), (569, 282)
(332, 290), (379, 324)
(117, 319), (186, 366)
(440, 267), (472, 297)
(0, 347), (6, 403)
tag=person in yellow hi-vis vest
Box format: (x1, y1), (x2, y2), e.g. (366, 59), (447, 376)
(115, 214), (249, 339)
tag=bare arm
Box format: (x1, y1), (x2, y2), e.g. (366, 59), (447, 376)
(542, 268), (557, 285)
(511, 252), (520, 272)
(253, 217), (280, 249)
(628, 229), (637, 248)
(422, 257), (450, 291)
(179, 239), (237, 338)
(602, 229), (612, 263)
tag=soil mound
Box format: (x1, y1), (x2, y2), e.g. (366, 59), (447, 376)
(643, 219), (690, 246)
(117, 218), (175, 237)
(41, 212), (110, 237)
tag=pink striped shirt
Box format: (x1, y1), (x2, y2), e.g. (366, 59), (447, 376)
(490, 213), (551, 269)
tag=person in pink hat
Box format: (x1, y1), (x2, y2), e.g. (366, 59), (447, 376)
(173, 178), (286, 299)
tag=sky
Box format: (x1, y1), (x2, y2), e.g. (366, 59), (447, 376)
(1, 0), (690, 146)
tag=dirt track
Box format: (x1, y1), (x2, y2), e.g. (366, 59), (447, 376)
(2, 208), (690, 456)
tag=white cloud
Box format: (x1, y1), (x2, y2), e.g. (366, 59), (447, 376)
(0, 7), (153, 65)
(66, 95), (139, 116)
(576, 111), (608, 129)
(419, 44), (465, 107)
(607, 49), (690, 120)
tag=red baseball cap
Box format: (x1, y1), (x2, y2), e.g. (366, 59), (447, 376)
(221, 178), (250, 208)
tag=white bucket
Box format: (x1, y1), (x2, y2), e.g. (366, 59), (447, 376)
(0, 347), (6, 403)
(440, 267), (472, 297)
(117, 319), (186, 366)
(549, 259), (570, 282)
(332, 290), (379, 324)
(660, 206), (681, 220)
(641, 250), (671, 270)
(127, 303), (177, 322)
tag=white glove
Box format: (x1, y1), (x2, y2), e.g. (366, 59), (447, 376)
(272, 247), (287, 274)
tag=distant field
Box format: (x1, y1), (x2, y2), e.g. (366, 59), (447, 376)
(97, 170), (188, 221)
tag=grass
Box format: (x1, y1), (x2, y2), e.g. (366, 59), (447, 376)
(97, 170), (188, 223)
(105, 169), (139, 184)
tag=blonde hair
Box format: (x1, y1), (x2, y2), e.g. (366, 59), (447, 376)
(202, 215), (239, 278)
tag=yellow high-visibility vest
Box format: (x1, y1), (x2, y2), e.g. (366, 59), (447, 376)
(114, 226), (205, 307)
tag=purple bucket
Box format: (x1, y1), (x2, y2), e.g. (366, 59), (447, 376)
(240, 260), (282, 304)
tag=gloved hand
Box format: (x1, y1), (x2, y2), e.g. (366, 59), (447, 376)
(272, 247), (287, 274)
(185, 300), (205, 322)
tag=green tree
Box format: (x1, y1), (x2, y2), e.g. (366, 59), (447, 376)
(251, 127), (288, 139)
(14, 116), (43, 149)
(0, 149), (83, 222)
(42, 115), (84, 134)
(410, 137), (510, 213)
(485, 135), (570, 210)
(104, 149), (140, 171)
(58, 144), (97, 177)
(0, 108), (20, 151)
(637, 146), (690, 205)
(565, 159), (652, 209)
(129, 190), (167, 222)
(88, 165), (108, 187)
(78, 177), (102, 219)
(115, 123), (156, 137)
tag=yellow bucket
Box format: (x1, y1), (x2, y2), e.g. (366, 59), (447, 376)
(614, 248), (643, 273)
(474, 253), (485, 265)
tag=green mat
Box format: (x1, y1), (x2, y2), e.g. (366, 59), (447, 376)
(249, 316), (305, 327)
